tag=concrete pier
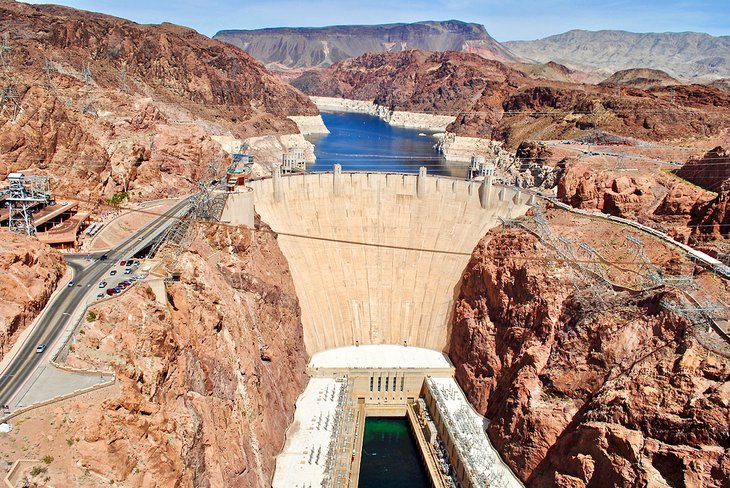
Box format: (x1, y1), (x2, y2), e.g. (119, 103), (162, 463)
(333, 163), (342, 196)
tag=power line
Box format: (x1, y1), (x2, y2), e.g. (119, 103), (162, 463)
(36, 192), (728, 262)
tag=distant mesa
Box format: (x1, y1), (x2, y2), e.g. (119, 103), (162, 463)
(599, 68), (681, 89)
(214, 20), (522, 69)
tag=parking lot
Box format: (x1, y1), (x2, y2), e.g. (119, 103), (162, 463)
(92, 259), (148, 300)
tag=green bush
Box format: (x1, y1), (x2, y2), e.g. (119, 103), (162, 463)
(86, 310), (97, 322)
(41, 455), (54, 464)
(30, 465), (47, 476)
(107, 191), (129, 205)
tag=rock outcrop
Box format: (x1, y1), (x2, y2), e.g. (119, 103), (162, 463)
(450, 228), (730, 486)
(557, 163), (715, 242)
(63, 219), (308, 486)
(0, 1), (318, 200)
(0, 230), (65, 360)
(599, 68), (681, 89)
(676, 146), (730, 193)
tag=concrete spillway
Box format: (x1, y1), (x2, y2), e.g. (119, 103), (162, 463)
(248, 170), (530, 354)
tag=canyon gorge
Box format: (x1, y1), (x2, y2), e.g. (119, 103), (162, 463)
(0, 2), (728, 488)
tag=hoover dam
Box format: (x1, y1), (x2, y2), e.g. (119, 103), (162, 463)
(249, 167), (531, 353)
(237, 166), (531, 487)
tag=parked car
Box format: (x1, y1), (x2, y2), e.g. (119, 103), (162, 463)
(124, 268), (132, 274)
(68, 280), (75, 287)
(98, 281), (107, 288)
(106, 289), (116, 296)
(96, 293), (104, 299)
(35, 344), (47, 353)
(120, 260), (126, 266)
(110, 270), (117, 276)
(112, 287), (122, 293)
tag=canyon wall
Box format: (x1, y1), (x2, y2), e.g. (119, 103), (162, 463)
(0, 1), (318, 200)
(450, 227), (730, 487)
(0, 230), (65, 361)
(294, 50), (730, 152)
(61, 220), (308, 486)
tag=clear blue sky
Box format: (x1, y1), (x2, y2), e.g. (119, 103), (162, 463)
(26, 0), (730, 41)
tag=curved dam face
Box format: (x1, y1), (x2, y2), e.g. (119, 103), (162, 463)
(249, 171), (530, 354)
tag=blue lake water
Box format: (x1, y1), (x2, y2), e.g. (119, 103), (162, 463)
(306, 111), (468, 178)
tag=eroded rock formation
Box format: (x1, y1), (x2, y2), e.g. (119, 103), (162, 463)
(450, 228), (730, 486)
(62, 219), (308, 486)
(557, 163), (715, 243)
(0, 1), (317, 200)
(0, 230), (65, 360)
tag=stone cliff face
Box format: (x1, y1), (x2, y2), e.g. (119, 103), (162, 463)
(0, 230), (65, 360)
(450, 228), (730, 486)
(676, 146), (730, 193)
(63, 219), (308, 486)
(0, 1), (317, 200)
(214, 20), (519, 70)
(557, 163), (715, 243)
(293, 50), (730, 149)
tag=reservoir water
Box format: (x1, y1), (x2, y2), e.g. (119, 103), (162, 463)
(306, 111), (468, 177)
(358, 417), (429, 488)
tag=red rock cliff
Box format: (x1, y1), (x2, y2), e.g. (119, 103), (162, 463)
(450, 228), (729, 486)
(0, 1), (317, 200)
(0, 229), (65, 360)
(63, 219), (308, 486)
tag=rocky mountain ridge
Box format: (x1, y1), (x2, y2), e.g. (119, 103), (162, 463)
(294, 49), (730, 149)
(505, 30), (730, 81)
(214, 20), (520, 69)
(0, 1), (318, 200)
(450, 225), (730, 486)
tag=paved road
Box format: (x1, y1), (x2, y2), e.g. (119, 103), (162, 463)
(0, 198), (191, 408)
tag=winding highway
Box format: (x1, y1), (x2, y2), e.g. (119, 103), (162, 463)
(0, 197), (191, 410)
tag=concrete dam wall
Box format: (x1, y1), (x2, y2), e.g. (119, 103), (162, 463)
(248, 170), (530, 354)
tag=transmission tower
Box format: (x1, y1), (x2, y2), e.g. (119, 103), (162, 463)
(0, 32), (21, 122)
(625, 234), (664, 288)
(6, 173), (52, 235)
(147, 162), (227, 262)
(614, 156), (626, 170)
(660, 296), (727, 333)
(119, 64), (129, 93)
(80, 61), (97, 116)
